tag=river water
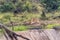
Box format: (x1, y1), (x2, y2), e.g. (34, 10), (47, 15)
(0, 29), (60, 40)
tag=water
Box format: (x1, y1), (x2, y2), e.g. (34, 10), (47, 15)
(0, 29), (60, 40)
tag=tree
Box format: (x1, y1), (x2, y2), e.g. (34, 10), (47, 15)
(0, 23), (29, 40)
(0, 2), (15, 12)
(40, 0), (59, 12)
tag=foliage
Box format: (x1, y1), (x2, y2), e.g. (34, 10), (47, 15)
(0, 0), (60, 30)
(13, 25), (28, 31)
(0, 2), (15, 12)
(0, 0), (37, 12)
(0, 0), (60, 13)
(46, 24), (60, 29)
(0, 12), (40, 24)
(40, 0), (59, 12)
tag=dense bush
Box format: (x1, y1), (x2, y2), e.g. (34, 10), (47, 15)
(0, 0), (37, 13)
(40, 0), (59, 12)
(0, 3), (15, 12)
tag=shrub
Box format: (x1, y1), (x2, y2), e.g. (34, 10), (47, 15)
(0, 3), (15, 12)
(46, 24), (60, 29)
(13, 25), (28, 31)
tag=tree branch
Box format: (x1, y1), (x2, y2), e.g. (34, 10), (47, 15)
(0, 23), (29, 40)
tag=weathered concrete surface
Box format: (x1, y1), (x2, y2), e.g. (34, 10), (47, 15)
(0, 29), (60, 40)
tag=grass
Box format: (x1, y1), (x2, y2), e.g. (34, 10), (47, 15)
(0, 11), (60, 24)
(0, 12), (60, 31)
(46, 23), (60, 29)
(0, 12), (41, 24)
(0, 25), (28, 33)
(13, 25), (28, 31)
(0, 12), (41, 32)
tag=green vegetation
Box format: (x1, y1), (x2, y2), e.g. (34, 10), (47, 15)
(13, 25), (28, 31)
(40, 0), (59, 12)
(46, 24), (60, 29)
(0, 0), (60, 12)
(0, 0), (60, 31)
(0, 12), (40, 24)
(0, 25), (28, 32)
(0, 0), (37, 12)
